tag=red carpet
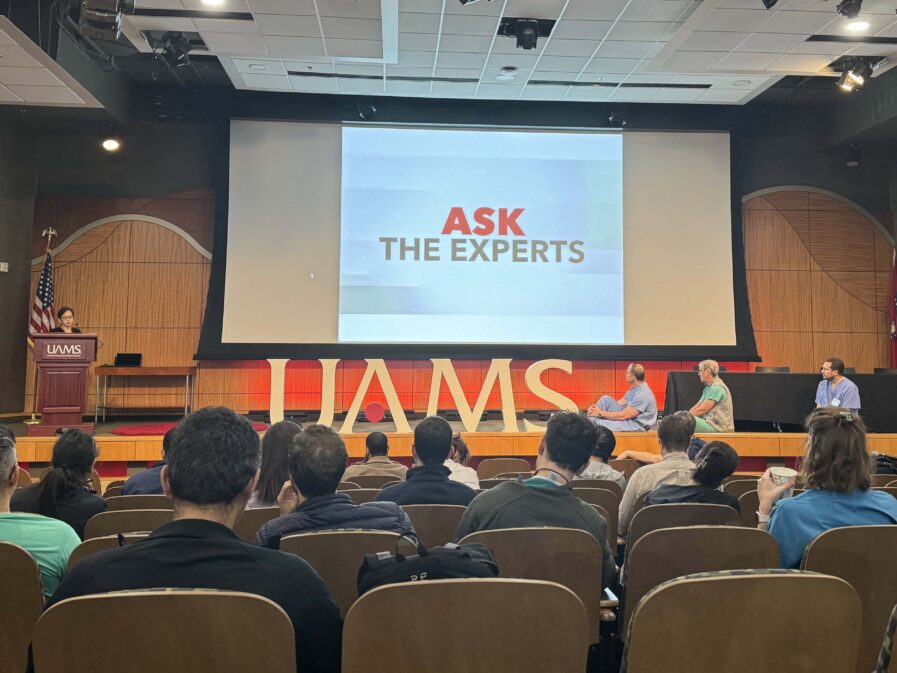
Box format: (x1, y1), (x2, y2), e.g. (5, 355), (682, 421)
(111, 421), (269, 436)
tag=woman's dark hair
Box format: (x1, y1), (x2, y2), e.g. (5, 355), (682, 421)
(22, 428), (97, 517)
(255, 420), (301, 504)
(693, 441), (739, 488)
(801, 407), (870, 493)
(451, 433), (470, 466)
(56, 306), (74, 319)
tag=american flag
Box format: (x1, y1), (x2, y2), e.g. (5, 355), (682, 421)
(28, 252), (56, 345)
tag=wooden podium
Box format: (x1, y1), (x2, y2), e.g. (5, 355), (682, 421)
(28, 333), (97, 436)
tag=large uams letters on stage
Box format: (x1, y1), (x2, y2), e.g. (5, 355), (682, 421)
(266, 358), (579, 433)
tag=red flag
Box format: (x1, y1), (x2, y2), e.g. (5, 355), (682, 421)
(890, 248), (897, 367)
(28, 251), (55, 347)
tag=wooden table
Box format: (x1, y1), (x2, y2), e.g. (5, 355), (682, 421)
(94, 366), (196, 423)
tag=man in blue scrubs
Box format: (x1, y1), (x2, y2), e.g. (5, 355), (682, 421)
(587, 363), (657, 431)
(815, 357), (861, 412)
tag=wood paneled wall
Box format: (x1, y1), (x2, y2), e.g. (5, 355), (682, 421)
(744, 189), (894, 374)
(24, 187), (893, 417)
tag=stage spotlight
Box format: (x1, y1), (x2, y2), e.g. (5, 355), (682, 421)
(836, 71), (856, 91)
(161, 31), (192, 67)
(762, 0), (779, 9)
(516, 19), (539, 50)
(356, 102), (376, 121)
(78, 0), (135, 42)
(836, 0), (862, 19)
(607, 110), (626, 128)
(101, 137), (122, 152)
(836, 58), (873, 92)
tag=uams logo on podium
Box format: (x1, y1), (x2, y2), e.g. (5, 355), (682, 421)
(46, 343), (83, 357)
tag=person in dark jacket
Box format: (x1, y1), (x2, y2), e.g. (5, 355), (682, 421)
(121, 428), (174, 495)
(256, 425), (414, 547)
(377, 416), (477, 507)
(12, 428), (106, 538)
(644, 440), (741, 512)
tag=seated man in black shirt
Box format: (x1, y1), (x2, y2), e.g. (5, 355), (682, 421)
(645, 440), (741, 512)
(47, 406), (342, 673)
(377, 415), (477, 506)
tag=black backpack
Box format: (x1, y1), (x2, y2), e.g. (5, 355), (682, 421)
(874, 453), (897, 475)
(357, 535), (499, 596)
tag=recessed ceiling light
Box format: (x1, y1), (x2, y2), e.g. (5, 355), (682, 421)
(732, 79), (751, 86)
(101, 137), (121, 152)
(248, 63), (268, 71)
(496, 66), (517, 82)
(846, 20), (870, 31)
(202, 0), (225, 5)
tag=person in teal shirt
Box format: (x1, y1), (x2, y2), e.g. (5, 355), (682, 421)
(757, 408), (897, 567)
(0, 435), (80, 598)
(689, 359), (734, 432)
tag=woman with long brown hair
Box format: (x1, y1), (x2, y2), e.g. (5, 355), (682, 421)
(247, 420), (302, 509)
(758, 407), (897, 567)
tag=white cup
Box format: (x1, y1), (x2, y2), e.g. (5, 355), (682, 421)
(769, 466), (798, 498)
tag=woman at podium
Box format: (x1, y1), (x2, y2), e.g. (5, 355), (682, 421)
(49, 306), (81, 334)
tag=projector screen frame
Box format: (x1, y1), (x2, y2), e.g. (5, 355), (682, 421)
(196, 119), (759, 362)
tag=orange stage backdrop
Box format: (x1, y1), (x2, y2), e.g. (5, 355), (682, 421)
(25, 188), (893, 417)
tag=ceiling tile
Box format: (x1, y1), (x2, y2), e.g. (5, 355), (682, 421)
(818, 14), (894, 35)
(856, 0), (897, 13)
(232, 57), (288, 74)
(0, 45), (43, 67)
(585, 57), (641, 74)
(400, 33), (437, 50)
(596, 41), (658, 58)
(0, 83), (21, 101)
(537, 55), (590, 71)
(397, 50), (436, 66)
(193, 18), (260, 33)
(282, 58), (333, 71)
(543, 39), (601, 57)
(386, 65), (433, 76)
(321, 17), (383, 40)
(264, 35), (325, 57)
(714, 74), (771, 87)
(436, 67), (486, 78)
(434, 51), (488, 68)
(240, 73), (292, 89)
(130, 0), (184, 8)
(715, 51), (781, 69)
(398, 12), (441, 33)
(610, 86), (662, 100)
(385, 79), (432, 94)
(550, 20), (613, 40)
(777, 0), (831, 9)
(562, 0), (629, 20)
(203, 31), (271, 54)
(337, 77), (385, 93)
(699, 9), (770, 32)
(672, 73), (723, 84)
(289, 74), (340, 92)
(254, 14), (319, 37)
(181, 0), (249, 8)
(486, 53), (540, 69)
(0, 66), (63, 86)
(441, 14), (500, 36)
(505, 0), (566, 18)
(476, 83), (526, 98)
(336, 64), (384, 75)
(439, 34), (495, 53)
(698, 88), (748, 102)
(529, 69), (577, 81)
(317, 0), (381, 19)
(661, 50), (728, 69)
(843, 42), (897, 56)
(677, 30), (750, 51)
(521, 84), (571, 99)
(400, 0), (441, 11)
(623, 72), (679, 84)
(620, 0), (696, 22)
(431, 81), (478, 96)
(0, 28), (15, 46)
(8, 85), (83, 104)
(564, 86), (613, 101)
(734, 32), (807, 52)
(248, 0), (314, 14)
(127, 16), (197, 32)
(607, 21), (678, 41)
(444, 0), (502, 15)
(653, 87), (705, 101)
(757, 11), (834, 34)
(325, 38), (382, 58)
(791, 40), (851, 54)
(769, 52), (839, 71)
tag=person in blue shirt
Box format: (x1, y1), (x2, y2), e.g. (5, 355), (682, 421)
(586, 363), (657, 431)
(814, 356), (861, 412)
(757, 407), (897, 568)
(122, 428), (175, 495)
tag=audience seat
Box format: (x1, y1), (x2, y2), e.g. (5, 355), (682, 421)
(574, 488), (619, 546)
(459, 527), (606, 643)
(400, 504), (466, 548)
(234, 506), (280, 543)
(627, 503), (742, 550)
(722, 479), (759, 500)
(68, 533), (150, 570)
(345, 475), (404, 489)
(589, 504), (617, 550)
(622, 526), (779, 636)
(83, 509), (173, 539)
(342, 578), (588, 673)
(105, 495), (173, 511)
(103, 480), (126, 495)
(874, 368), (897, 375)
(738, 490), (760, 527)
(279, 530), (401, 617)
(493, 471), (533, 479)
(476, 458), (532, 480)
(90, 469), (101, 494)
(337, 481), (361, 490)
(875, 603), (897, 673)
(32, 590), (296, 673)
(575, 479), (623, 500)
(477, 478), (509, 490)
(103, 485), (124, 498)
(872, 475), (897, 487)
(0, 542), (43, 673)
(802, 525), (897, 673)
(608, 459), (642, 481)
(345, 488), (383, 505)
(623, 570), (861, 673)
(16, 467), (32, 487)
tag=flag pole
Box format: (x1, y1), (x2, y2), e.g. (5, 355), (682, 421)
(24, 228), (58, 426)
